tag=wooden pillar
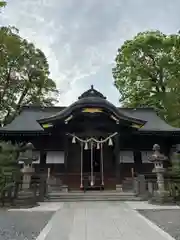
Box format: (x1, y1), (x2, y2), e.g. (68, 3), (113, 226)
(39, 135), (46, 174)
(64, 134), (69, 186)
(134, 150), (142, 175)
(114, 134), (121, 185)
(38, 136), (47, 199)
(39, 150), (45, 170)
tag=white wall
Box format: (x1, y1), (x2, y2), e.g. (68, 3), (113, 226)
(141, 151), (153, 163)
(119, 151), (134, 163)
(46, 151), (64, 164)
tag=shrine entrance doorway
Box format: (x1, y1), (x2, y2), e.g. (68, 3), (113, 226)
(83, 144), (102, 190)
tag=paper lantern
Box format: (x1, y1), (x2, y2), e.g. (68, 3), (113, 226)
(72, 136), (76, 143)
(108, 137), (113, 146)
(84, 142), (88, 150)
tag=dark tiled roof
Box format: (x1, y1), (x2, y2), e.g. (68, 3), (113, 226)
(121, 108), (180, 132)
(0, 106), (179, 132)
(0, 106), (65, 132)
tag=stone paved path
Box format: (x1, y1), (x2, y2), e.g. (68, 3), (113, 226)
(0, 210), (53, 240)
(36, 201), (176, 240)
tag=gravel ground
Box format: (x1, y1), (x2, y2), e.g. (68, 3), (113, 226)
(138, 209), (180, 240)
(0, 210), (54, 240)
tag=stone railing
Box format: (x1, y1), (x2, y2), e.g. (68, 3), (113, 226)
(133, 173), (180, 203)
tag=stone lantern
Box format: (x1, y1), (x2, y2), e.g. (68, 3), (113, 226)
(18, 142), (37, 189)
(149, 144), (171, 203)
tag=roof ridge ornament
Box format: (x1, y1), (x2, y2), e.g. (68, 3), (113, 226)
(78, 85), (106, 99)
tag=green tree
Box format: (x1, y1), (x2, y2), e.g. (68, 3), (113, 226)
(112, 31), (180, 126)
(0, 141), (19, 175)
(0, 26), (59, 125)
(0, 1), (6, 8)
(171, 152), (180, 176)
(0, 141), (21, 189)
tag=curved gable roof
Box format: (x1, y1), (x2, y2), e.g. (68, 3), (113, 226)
(38, 86), (145, 126)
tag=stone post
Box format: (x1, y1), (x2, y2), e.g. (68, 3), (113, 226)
(137, 174), (146, 195)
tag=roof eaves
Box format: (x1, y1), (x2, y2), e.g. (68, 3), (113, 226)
(37, 101), (147, 126)
(139, 128), (180, 132)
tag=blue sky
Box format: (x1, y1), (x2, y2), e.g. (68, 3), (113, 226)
(1, 0), (180, 106)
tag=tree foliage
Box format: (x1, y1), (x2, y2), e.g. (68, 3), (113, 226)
(0, 141), (19, 175)
(171, 152), (180, 176)
(0, 1), (6, 8)
(113, 31), (180, 126)
(0, 26), (59, 125)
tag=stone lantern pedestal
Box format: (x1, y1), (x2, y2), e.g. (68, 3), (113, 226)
(16, 142), (39, 207)
(149, 144), (173, 204)
(151, 164), (171, 204)
(21, 165), (35, 190)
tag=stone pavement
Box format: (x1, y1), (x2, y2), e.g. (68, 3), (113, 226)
(36, 201), (176, 240)
(9, 202), (64, 212)
(0, 210), (53, 240)
(125, 201), (180, 210)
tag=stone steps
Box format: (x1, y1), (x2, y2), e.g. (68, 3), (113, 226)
(45, 191), (142, 202)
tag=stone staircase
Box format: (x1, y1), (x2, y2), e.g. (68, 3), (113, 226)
(45, 190), (142, 202)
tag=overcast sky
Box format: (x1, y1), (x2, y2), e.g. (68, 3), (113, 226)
(1, 0), (180, 106)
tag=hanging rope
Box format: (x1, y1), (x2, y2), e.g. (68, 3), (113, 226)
(100, 141), (104, 186)
(67, 132), (118, 189)
(80, 142), (83, 189)
(90, 141), (94, 186)
(67, 132), (118, 143)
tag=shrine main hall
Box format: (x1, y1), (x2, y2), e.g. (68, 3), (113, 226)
(1, 86), (180, 190)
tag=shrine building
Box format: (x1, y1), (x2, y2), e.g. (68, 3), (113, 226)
(0, 85), (180, 190)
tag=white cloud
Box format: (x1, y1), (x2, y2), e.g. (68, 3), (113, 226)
(1, 0), (180, 105)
